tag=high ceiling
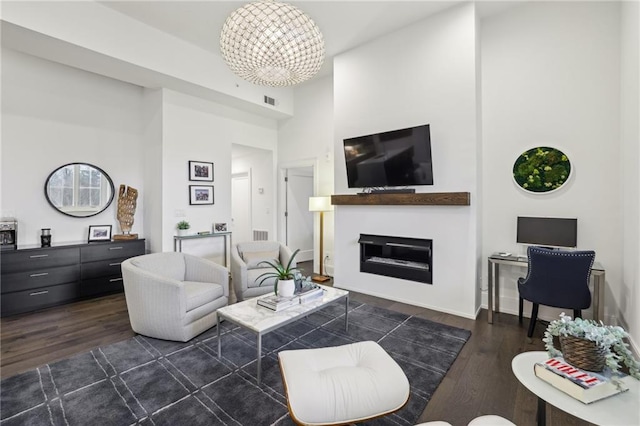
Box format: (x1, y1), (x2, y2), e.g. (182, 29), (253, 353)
(100, 1), (498, 79)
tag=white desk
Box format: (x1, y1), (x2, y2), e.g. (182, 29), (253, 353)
(512, 351), (639, 426)
(173, 232), (232, 267)
(487, 254), (605, 324)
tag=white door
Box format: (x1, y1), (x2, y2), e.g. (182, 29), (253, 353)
(232, 172), (251, 244)
(285, 167), (313, 262)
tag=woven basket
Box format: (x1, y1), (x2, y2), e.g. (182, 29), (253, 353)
(560, 335), (606, 372)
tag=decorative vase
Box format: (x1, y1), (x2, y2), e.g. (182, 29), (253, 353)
(277, 279), (295, 297)
(177, 229), (188, 237)
(560, 335), (606, 372)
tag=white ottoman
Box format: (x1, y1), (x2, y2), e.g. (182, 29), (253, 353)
(278, 341), (410, 425)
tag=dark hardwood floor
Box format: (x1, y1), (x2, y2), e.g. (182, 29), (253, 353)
(1, 267), (590, 426)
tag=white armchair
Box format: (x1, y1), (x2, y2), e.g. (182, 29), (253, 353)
(231, 241), (296, 301)
(121, 252), (229, 342)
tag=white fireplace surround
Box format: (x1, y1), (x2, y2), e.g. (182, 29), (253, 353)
(334, 204), (478, 319)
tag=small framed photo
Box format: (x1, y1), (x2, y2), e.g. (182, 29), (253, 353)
(214, 223), (228, 233)
(189, 161), (214, 182)
(190, 185), (214, 205)
(88, 225), (112, 242)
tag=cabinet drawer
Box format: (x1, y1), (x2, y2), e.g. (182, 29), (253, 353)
(1, 247), (80, 274)
(1, 282), (79, 317)
(81, 240), (145, 262)
(80, 276), (124, 297)
(1, 264), (79, 293)
(81, 257), (127, 280)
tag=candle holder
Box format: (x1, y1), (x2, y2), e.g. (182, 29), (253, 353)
(41, 228), (51, 247)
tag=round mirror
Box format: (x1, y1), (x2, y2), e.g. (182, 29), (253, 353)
(44, 163), (115, 217)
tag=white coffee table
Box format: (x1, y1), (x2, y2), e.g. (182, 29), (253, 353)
(216, 285), (349, 384)
(512, 351), (640, 426)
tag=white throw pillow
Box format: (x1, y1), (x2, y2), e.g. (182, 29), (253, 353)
(242, 250), (279, 269)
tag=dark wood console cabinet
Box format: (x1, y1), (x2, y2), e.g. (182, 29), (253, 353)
(0, 239), (145, 317)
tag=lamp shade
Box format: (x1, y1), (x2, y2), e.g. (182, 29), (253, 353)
(309, 196), (332, 212)
(220, 0), (325, 87)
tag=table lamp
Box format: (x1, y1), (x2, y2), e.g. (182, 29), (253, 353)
(308, 196), (333, 283)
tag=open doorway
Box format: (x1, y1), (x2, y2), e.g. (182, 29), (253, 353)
(282, 165), (314, 262)
(231, 144), (273, 244)
(231, 171), (251, 243)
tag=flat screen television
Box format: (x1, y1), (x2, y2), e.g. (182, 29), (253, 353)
(343, 124), (433, 188)
(516, 216), (578, 248)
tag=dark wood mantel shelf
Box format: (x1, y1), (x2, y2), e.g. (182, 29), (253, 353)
(331, 192), (470, 206)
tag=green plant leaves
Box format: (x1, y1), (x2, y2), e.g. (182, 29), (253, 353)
(256, 248), (300, 286)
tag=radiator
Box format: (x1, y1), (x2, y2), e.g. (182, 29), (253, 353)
(253, 229), (268, 241)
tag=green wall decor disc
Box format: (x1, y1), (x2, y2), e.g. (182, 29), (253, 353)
(513, 146), (571, 193)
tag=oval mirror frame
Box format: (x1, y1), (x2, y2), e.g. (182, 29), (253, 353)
(44, 163), (115, 218)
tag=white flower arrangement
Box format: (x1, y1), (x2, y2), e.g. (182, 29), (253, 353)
(543, 313), (640, 380)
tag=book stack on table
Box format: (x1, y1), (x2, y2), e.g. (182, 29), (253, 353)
(256, 295), (298, 311)
(257, 285), (325, 311)
(534, 357), (629, 404)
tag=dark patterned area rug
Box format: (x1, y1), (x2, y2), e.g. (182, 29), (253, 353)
(0, 300), (471, 426)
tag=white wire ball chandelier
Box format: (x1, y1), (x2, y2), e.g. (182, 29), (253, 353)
(220, 0), (325, 87)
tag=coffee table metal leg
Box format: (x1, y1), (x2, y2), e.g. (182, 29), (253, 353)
(217, 315), (222, 358)
(256, 333), (262, 385)
(537, 397), (546, 426)
(345, 295), (349, 331)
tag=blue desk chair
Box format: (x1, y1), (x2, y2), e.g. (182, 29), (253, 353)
(518, 246), (595, 338)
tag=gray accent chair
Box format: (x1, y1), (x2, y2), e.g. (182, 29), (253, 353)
(121, 252), (229, 342)
(231, 241), (296, 301)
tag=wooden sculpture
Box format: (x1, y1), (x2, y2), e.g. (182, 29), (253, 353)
(113, 184), (138, 240)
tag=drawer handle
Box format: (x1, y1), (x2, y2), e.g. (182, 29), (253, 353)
(30, 272), (49, 278)
(109, 247), (124, 250)
(29, 290), (49, 296)
(29, 254), (49, 258)
(109, 278), (124, 283)
(109, 262), (122, 266)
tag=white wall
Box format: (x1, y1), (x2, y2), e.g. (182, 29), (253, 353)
(620, 1), (640, 347)
(141, 88), (164, 254)
(160, 90), (278, 262)
(279, 75), (335, 274)
(0, 49), (279, 264)
(333, 3), (481, 318)
(1, 1), (294, 119)
(1, 48), (144, 245)
(481, 2), (622, 322)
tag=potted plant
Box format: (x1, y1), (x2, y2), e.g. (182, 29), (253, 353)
(544, 313), (640, 381)
(176, 220), (190, 236)
(257, 249), (300, 297)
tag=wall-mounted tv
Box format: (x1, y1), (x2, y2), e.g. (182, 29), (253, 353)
(343, 124), (433, 188)
(516, 216), (578, 248)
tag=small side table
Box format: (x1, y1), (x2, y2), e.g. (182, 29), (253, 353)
(511, 351), (639, 426)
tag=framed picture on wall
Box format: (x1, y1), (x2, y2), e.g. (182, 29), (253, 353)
(88, 225), (112, 242)
(189, 185), (214, 205)
(189, 161), (214, 182)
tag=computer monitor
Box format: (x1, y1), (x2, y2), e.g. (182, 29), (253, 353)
(516, 216), (578, 249)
